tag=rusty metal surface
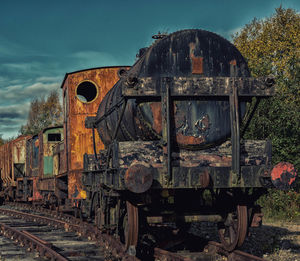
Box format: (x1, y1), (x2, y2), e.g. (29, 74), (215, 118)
(37, 178), (55, 191)
(218, 205), (248, 252)
(84, 139), (272, 190)
(95, 29), (256, 148)
(190, 42), (204, 74)
(251, 212), (263, 227)
(124, 201), (139, 251)
(26, 134), (39, 177)
(124, 77), (275, 97)
(124, 164), (153, 193)
(53, 141), (65, 176)
(62, 67), (129, 199)
(0, 141), (13, 187)
(39, 126), (63, 178)
(68, 170), (86, 199)
(271, 162), (297, 190)
(147, 214), (223, 224)
(0, 136), (29, 188)
(118, 140), (271, 168)
(207, 241), (266, 261)
(11, 136), (29, 180)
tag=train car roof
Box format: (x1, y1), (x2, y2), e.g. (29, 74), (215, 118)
(41, 125), (63, 133)
(0, 135), (31, 147)
(60, 66), (130, 89)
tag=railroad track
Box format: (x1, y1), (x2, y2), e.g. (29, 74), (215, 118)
(0, 230), (45, 261)
(0, 206), (109, 260)
(0, 202), (267, 261)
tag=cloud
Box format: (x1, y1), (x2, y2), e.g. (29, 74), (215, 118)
(0, 79), (61, 139)
(0, 82), (60, 104)
(1, 61), (43, 73)
(25, 82), (60, 94)
(0, 76), (9, 83)
(0, 103), (30, 139)
(36, 76), (63, 82)
(0, 103), (30, 118)
(215, 26), (243, 41)
(71, 50), (118, 68)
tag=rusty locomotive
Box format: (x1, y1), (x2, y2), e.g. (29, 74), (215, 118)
(0, 29), (297, 254)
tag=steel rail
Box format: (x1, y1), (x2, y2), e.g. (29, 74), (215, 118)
(2, 203), (266, 261)
(0, 208), (80, 231)
(153, 241), (267, 261)
(0, 204), (139, 261)
(207, 241), (266, 261)
(0, 221), (68, 261)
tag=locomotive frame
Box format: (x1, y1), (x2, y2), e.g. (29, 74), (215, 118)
(0, 29), (297, 255)
(83, 73), (276, 252)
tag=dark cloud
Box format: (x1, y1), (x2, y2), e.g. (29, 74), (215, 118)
(0, 111), (25, 119)
(0, 116), (25, 139)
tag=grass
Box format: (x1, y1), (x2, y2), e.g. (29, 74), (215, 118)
(258, 189), (300, 223)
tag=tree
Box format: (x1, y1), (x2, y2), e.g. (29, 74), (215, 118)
(20, 90), (63, 135)
(0, 134), (4, 146)
(233, 7), (300, 173)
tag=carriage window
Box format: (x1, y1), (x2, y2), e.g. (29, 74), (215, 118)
(76, 81), (98, 103)
(48, 133), (61, 142)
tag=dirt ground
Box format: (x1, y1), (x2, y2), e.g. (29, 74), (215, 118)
(191, 220), (300, 260)
(241, 221), (300, 261)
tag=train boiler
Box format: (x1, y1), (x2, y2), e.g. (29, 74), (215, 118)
(83, 29), (297, 253)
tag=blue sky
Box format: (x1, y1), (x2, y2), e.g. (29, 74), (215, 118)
(0, 0), (299, 139)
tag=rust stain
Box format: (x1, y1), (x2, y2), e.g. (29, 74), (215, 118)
(271, 162), (297, 187)
(194, 114), (210, 134)
(32, 177), (43, 201)
(124, 164), (153, 193)
(189, 42), (203, 74)
(68, 171), (86, 199)
(150, 102), (162, 134)
(251, 212), (263, 227)
(199, 169), (210, 188)
(230, 59), (237, 66)
(0, 135), (29, 188)
(176, 133), (205, 145)
(62, 67), (129, 176)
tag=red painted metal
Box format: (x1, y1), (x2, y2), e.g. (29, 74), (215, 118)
(271, 162), (297, 190)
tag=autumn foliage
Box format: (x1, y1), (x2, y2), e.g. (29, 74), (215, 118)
(233, 7), (300, 220)
(233, 7), (300, 174)
(0, 135), (4, 146)
(20, 90), (63, 135)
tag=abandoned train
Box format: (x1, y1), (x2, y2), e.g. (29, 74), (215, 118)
(0, 29), (297, 253)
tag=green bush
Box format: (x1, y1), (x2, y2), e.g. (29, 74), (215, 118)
(233, 7), (300, 222)
(258, 189), (300, 222)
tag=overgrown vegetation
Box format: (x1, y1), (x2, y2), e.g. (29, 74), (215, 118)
(20, 90), (63, 135)
(233, 7), (300, 221)
(0, 135), (4, 146)
(258, 189), (300, 222)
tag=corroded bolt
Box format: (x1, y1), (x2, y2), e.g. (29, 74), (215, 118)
(126, 76), (138, 88)
(264, 75), (275, 88)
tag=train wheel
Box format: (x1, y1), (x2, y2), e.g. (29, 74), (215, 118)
(218, 205), (247, 252)
(123, 201), (139, 252)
